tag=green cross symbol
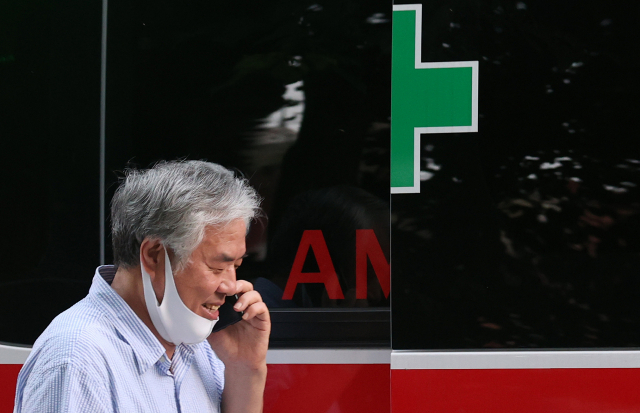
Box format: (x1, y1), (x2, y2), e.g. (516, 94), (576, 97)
(391, 4), (478, 194)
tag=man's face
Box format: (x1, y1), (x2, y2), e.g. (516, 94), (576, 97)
(163, 218), (247, 320)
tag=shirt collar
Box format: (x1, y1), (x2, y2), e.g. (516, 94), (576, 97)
(89, 266), (170, 375)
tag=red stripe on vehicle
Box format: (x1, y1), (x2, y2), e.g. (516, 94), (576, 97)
(266, 364), (390, 413)
(0, 365), (22, 413)
(392, 368), (640, 413)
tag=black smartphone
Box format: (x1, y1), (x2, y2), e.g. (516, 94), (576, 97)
(211, 294), (244, 333)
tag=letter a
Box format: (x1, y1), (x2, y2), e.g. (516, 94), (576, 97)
(282, 230), (345, 300)
(355, 229), (390, 299)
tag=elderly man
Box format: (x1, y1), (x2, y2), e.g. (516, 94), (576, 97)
(14, 160), (269, 413)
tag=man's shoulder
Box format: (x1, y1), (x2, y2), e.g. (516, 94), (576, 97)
(14, 296), (123, 412)
(28, 296), (118, 372)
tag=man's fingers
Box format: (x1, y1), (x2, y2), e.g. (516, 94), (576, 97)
(241, 301), (270, 322)
(229, 280), (269, 322)
(233, 290), (263, 312)
(232, 280), (254, 295)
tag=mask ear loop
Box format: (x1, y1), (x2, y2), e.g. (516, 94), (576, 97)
(140, 248), (173, 343)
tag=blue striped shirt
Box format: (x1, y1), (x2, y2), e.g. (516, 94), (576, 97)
(14, 266), (225, 413)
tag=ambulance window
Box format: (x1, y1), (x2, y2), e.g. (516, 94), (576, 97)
(0, 0), (102, 345)
(391, 0), (640, 350)
(103, 0), (392, 347)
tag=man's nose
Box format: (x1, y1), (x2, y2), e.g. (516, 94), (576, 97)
(217, 267), (237, 295)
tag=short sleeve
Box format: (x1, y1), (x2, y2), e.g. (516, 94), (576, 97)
(16, 362), (111, 413)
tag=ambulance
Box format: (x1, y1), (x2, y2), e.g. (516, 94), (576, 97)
(2, 0), (639, 411)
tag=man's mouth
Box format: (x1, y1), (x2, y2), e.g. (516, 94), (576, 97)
(202, 303), (220, 312)
(201, 303), (221, 320)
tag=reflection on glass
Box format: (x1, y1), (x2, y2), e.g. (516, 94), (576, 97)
(106, 0), (391, 309)
(392, 0), (640, 349)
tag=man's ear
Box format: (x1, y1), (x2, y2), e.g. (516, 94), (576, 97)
(140, 238), (165, 281)
(140, 238), (167, 303)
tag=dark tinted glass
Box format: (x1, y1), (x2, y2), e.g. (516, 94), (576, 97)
(392, 0), (640, 349)
(0, 0), (101, 344)
(105, 0), (391, 345)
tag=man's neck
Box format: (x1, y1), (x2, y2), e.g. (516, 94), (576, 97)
(111, 266), (177, 359)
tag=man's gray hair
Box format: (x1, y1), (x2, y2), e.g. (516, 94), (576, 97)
(111, 160), (261, 270)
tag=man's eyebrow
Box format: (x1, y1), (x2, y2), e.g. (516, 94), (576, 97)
(214, 253), (248, 262)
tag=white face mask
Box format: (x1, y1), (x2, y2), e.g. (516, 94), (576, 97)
(141, 248), (217, 345)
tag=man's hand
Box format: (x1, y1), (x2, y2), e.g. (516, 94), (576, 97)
(208, 280), (270, 368)
(207, 280), (270, 413)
